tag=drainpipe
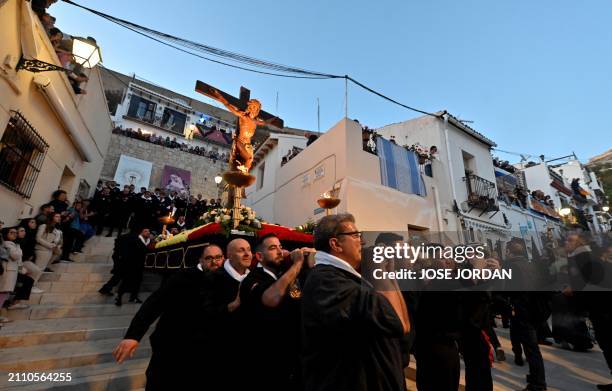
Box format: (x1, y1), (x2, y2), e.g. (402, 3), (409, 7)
(431, 185), (444, 242)
(442, 112), (461, 233)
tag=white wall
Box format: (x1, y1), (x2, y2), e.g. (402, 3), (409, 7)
(247, 118), (438, 231)
(377, 114), (506, 232)
(0, 0), (111, 223)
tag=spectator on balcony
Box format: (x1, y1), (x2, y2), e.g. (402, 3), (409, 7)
(39, 12), (56, 34)
(48, 27), (63, 47)
(306, 132), (318, 146)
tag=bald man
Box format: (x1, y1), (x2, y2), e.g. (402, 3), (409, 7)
(203, 238), (252, 389)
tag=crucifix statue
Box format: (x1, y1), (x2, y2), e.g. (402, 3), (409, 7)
(195, 81), (283, 227)
(195, 81), (282, 174)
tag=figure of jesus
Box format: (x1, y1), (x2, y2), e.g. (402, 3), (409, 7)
(209, 88), (275, 173)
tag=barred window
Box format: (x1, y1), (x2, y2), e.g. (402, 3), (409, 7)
(0, 111), (49, 198)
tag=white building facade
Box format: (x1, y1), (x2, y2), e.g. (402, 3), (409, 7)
(0, 0), (112, 224)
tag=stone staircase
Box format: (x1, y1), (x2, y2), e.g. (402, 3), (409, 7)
(0, 236), (160, 390)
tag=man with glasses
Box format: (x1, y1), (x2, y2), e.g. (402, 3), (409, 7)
(113, 243), (224, 390)
(201, 244), (224, 272)
(302, 213), (410, 391)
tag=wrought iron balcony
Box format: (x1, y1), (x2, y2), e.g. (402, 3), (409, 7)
(463, 173), (499, 215)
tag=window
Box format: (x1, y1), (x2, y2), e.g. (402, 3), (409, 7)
(160, 108), (187, 134)
(0, 111), (49, 198)
(257, 162), (265, 190)
(127, 95), (157, 122)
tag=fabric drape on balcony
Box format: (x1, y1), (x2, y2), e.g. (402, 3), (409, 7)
(375, 137), (427, 197)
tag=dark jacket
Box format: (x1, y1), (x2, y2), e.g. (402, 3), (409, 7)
(301, 264), (406, 391)
(240, 266), (302, 390)
(124, 267), (209, 388)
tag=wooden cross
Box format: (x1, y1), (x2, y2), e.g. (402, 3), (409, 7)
(195, 81), (283, 128)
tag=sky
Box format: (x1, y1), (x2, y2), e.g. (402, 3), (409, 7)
(52, 0), (611, 163)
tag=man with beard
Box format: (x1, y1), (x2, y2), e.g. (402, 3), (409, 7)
(240, 234), (311, 391)
(302, 213), (410, 391)
(204, 238), (251, 389)
(113, 244), (225, 390)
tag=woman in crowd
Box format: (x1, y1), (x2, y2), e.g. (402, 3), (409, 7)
(16, 224), (43, 294)
(18, 219), (38, 264)
(0, 222), (13, 323)
(34, 213), (62, 279)
(79, 200), (96, 242)
(1, 227), (29, 311)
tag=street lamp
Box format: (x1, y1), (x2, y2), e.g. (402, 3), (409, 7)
(71, 37), (102, 68)
(559, 207), (571, 217)
(214, 175), (223, 185)
(17, 36), (101, 73)
(603, 206), (610, 212)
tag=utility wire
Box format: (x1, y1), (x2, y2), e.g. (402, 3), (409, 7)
(61, 0), (440, 117)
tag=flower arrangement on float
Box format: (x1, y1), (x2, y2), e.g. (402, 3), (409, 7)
(194, 205), (263, 235)
(295, 219), (315, 234)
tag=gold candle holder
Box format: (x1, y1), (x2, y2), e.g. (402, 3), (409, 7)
(317, 191), (341, 216)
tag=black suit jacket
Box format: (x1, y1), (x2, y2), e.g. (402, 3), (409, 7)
(124, 268), (209, 352)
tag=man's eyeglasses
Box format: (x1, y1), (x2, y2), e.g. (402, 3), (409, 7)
(336, 231), (363, 239)
(204, 255), (224, 262)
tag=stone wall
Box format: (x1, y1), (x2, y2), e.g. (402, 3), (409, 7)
(100, 134), (227, 198)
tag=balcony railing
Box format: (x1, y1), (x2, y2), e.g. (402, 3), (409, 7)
(548, 168), (564, 184)
(463, 174), (499, 215)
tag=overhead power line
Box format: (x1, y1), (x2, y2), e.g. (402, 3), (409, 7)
(60, 0), (440, 117)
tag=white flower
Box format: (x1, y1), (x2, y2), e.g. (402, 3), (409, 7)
(222, 215), (231, 221)
(214, 216), (221, 223)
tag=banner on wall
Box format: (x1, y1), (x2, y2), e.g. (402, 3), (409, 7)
(113, 155), (153, 190)
(161, 165), (191, 195)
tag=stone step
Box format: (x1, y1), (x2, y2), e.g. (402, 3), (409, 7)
(40, 272), (159, 284)
(40, 272), (109, 283)
(0, 315), (137, 348)
(50, 263), (113, 274)
(32, 291), (153, 305)
(0, 338), (151, 372)
(33, 280), (160, 294)
(4, 303), (142, 321)
(0, 357), (148, 390)
(70, 253), (111, 263)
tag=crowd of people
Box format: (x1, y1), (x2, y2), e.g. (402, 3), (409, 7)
(112, 126), (229, 163)
(2, 181), (611, 390)
(32, 0), (90, 95)
(0, 181), (221, 323)
(104, 212), (612, 391)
